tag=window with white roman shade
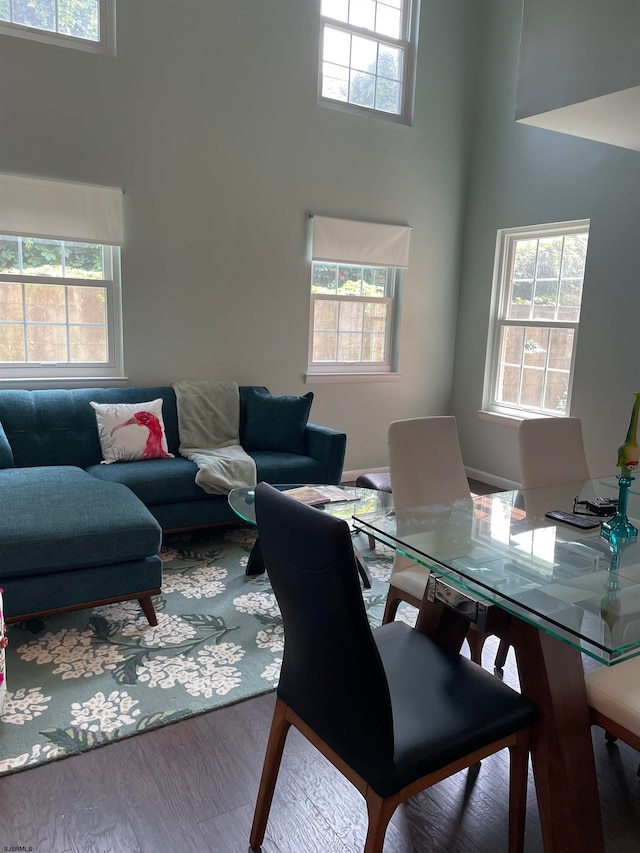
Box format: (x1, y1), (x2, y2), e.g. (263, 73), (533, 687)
(307, 215), (411, 380)
(0, 174), (124, 383)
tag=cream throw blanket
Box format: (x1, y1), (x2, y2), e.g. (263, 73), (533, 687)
(173, 380), (257, 495)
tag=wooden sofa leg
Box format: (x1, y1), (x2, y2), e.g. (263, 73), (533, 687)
(138, 596), (158, 626)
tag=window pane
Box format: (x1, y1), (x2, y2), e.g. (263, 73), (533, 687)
(375, 77), (401, 113)
(532, 279), (559, 320)
(497, 364), (521, 405)
(337, 331), (363, 361)
(508, 280), (532, 319)
(313, 330), (338, 361)
(544, 372), (569, 413)
(0, 283), (24, 321)
(557, 279), (582, 322)
(13, 0), (55, 31)
(362, 267), (386, 295)
(323, 25), (351, 65)
(513, 239), (537, 279)
(351, 34), (377, 72)
(22, 239), (62, 276)
(501, 326), (524, 365)
(362, 332), (386, 361)
(350, 71), (376, 108)
(321, 0), (348, 22)
(27, 325), (67, 362)
(337, 266), (365, 294)
(322, 62), (349, 101)
(314, 299), (339, 329)
(0, 236), (20, 273)
(312, 263), (338, 292)
(523, 328), (549, 367)
(67, 285), (106, 324)
(25, 284), (66, 323)
(0, 324), (25, 361)
(521, 368), (544, 409)
(378, 44), (402, 81)
(64, 242), (103, 279)
(376, 2), (401, 38)
(536, 237), (562, 279)
(547, 328), (574, 371)
(58, 0), (99, 41)
(350, 0), (375, 31)
(338, 300), (364, 330)
(69, 325), (107, 362)
(561, 233), (588, 277)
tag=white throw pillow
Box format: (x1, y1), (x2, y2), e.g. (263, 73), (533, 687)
(90, 399), (174, 463)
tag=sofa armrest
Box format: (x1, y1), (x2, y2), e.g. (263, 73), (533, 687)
(304, 423), (347, 484)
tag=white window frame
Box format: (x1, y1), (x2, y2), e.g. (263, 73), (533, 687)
(318, 0), (420, 124)
(0, 236), (123, 382)
(483, 219), (590, 420)
(0, 0), (115, 55)
(308, 262), (402, 376)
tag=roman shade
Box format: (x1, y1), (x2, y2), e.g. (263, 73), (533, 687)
(310, 215), (411, 268)
(0, 173), (124, 245)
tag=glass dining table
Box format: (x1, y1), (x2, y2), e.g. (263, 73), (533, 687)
(353, 475), (640, 853)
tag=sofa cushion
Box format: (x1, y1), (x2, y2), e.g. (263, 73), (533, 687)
(0, 420), (14, 468)
(86, 456), (208, 506)
(243, 390), (313, 454)
(249, 450), (329, 485)
(90, 398), (174, 463)
(0, 466), (161, 579)
(0, 387), (180, 468)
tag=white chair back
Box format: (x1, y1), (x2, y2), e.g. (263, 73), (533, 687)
(518, 417), (590, 489)
(388, 416), (470, 509)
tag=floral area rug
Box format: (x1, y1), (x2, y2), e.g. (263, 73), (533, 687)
(0, 525), (404, 777)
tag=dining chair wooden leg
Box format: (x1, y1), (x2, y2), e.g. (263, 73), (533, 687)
(363, 790), (398, 853)
(466, 627), (490, 665)
(507, 730), (530, 853)
(382, 587), (405, 625)
(495, 638), (510, 670)
(367, 534), (376, 550)
(249, 697), (292, 851)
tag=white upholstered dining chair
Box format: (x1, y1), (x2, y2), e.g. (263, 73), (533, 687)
(493, 416), (592, 670)
(382, 416), (493, 665)
(585, 654), (640, 776)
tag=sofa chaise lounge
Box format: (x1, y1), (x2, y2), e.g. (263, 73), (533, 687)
(0, 385), (346, 626)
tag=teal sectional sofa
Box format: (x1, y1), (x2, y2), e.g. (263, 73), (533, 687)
(0, 385), (346, 625)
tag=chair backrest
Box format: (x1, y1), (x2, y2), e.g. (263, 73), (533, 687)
(388, 416), (470, 509)
(254, 482), (395, 769)
(518, 417), (590, 489)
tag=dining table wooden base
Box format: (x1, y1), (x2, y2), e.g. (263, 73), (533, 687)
(415, 598), (605, 853)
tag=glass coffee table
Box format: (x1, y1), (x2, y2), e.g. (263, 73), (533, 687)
(228, 484), (393, 587)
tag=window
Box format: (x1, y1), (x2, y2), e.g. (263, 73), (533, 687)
(484, 220), (590, 418)
(0, 236), (121, 376)
(308, 215), (411, 377)
(318, 0), (419, 122)
(0, 0), (115, 54)
(0, 174), (124, 382)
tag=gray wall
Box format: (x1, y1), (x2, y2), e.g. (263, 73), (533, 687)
(0, 0), (482, 475)
(517, 0), (640, 118)
(452, 0), (640, 485)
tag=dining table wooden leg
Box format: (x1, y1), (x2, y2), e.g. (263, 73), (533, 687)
(415, 592), (605, 853)
(508, 618), (605, 853)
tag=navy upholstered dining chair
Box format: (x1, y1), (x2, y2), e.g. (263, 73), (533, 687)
(249, 482), (536, 853)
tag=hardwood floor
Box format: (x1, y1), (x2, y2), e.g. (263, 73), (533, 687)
(1, 480), (638, 852)
(1, 631), (639, 852)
